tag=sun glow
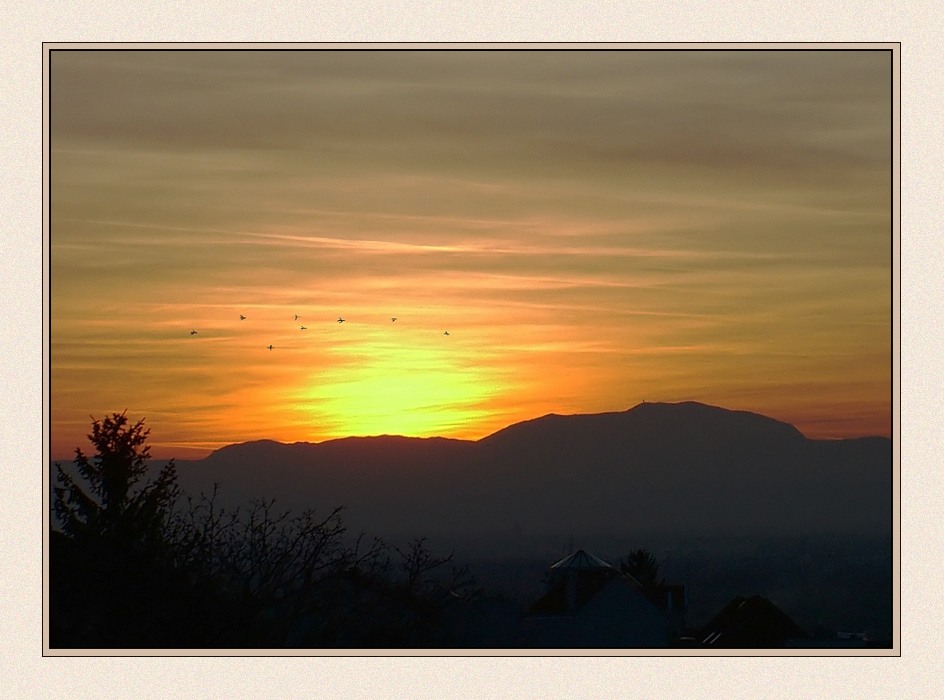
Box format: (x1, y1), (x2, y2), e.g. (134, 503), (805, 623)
(290, 336), (506, 439)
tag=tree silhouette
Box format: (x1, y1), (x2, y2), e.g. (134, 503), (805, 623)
(396, 537), (455, 593)
(53, 411), (179, 546)
(50, 412), (192, 647)
(620, 548), (662, 591)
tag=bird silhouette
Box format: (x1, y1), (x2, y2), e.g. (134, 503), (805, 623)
(443, 331), (450, 336)
(337, 317), (345, 324)
(300, 326), (307, 330)
(294, 314), (299, 321)
(239, 315), (246, 321)
(267, 344), (274, 350)
(190, 330), (198, 335)
(391, 317), (397, 322)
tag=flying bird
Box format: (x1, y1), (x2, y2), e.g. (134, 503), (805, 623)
(239, 315), (246, 321)
(300, 326), (307, 330)
(443, 331), (450, 336)
(294, 314), (299, 321)
(267, 344), (274, 350)
(337, 317), (345, 324)
(190, 330), (198, 335)
(391, 317), (397, 322)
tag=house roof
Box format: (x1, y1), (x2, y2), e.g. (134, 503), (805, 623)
(528, 569), (617, 615)
(549, 549), (615, 571)
(699, 596), (810, 648)
(529, 550), (621, 615)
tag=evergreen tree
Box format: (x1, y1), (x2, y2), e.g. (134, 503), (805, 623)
(53, 411), (178, 547)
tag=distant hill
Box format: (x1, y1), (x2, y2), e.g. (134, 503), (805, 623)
(173, 402), (892, 548)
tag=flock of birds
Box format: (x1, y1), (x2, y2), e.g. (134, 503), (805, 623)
(188, 313), (450, 350)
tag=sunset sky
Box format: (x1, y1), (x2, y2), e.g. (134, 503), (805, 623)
(50, 49), (892, 459)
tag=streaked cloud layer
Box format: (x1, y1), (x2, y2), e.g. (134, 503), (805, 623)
(51, 49), (892, 457)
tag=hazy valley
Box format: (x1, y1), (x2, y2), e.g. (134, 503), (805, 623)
(162, 401), (893, 638)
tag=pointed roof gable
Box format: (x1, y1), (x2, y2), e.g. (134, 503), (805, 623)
(549, 549), (615, 571)
(699, 596), (810, 648)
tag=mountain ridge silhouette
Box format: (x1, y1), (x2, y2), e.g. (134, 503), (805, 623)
(174, 401), (891, 547)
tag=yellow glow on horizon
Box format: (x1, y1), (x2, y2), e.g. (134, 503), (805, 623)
(287, 336), (509, 440)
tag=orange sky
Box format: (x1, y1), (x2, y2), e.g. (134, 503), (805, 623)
(50, 49), (893, 459)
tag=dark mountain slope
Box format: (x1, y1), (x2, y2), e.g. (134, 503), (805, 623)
(174, 402), (891, 545)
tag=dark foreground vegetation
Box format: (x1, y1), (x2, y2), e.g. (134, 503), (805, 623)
(51, 413), (481, 648)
